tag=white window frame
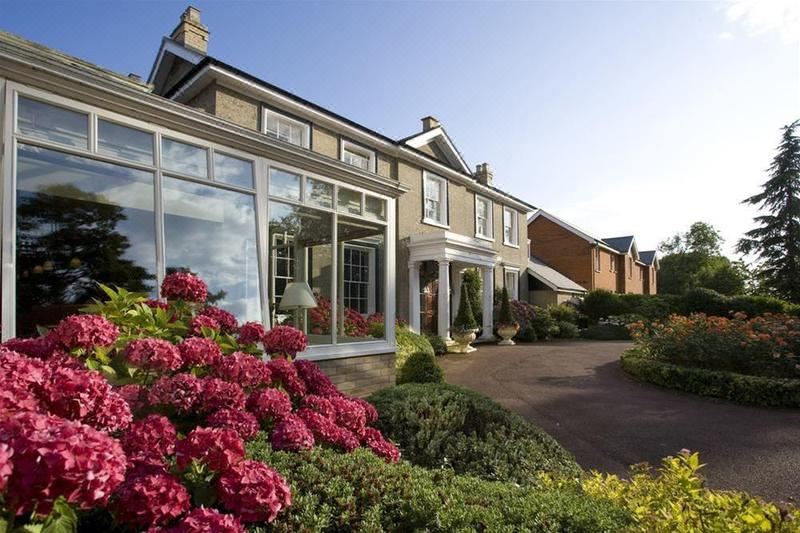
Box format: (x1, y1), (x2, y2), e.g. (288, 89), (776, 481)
(474, 194), (493, 241)
(503, 206), (519, 247)
(422, 171), (449, 228)
(342, 244), (376, 315)
(1, 82), (398, 362)
(263, 108), (310, 149)
(340, 139), (376, 174)
(504, 266), (520, 300)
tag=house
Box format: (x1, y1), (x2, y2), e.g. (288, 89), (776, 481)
(0, 7), (532, 394)
(527, 209), (658, 295)
(526, 256), (587, 306)
(639, 250), (659, 295)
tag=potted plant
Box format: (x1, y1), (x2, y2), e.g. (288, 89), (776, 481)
(449, 283), (479, 353)
(496, 286), (520, 345)
(262, 325), (308, 361)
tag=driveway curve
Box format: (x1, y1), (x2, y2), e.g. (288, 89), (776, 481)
(439, 340), (799, 502)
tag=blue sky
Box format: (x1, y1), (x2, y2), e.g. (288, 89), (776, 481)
(2, 0), (798, 255)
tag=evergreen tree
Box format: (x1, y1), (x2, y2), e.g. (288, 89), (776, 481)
(737, 120), (800, 302)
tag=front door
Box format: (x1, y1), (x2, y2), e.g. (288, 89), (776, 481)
(419, 261), (438, 334)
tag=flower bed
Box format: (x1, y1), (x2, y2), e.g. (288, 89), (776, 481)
(0, 272), (399, 531)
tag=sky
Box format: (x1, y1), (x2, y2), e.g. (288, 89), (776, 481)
(1, 0), (798, 256)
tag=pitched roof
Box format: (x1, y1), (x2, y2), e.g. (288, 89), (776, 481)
(527, 257), (587, 294)
(400, 125), (471, 174)
(639, 250), (658, 266)
(602, 236), (635, 254)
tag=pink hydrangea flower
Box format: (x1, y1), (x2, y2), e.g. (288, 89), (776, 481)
(296, 407), (359, 452)
(246, 388), (292, 423)
(175, 427), (245, 473)
(262, 325), (307, 357)
(121, 415), (177, 465)
(267, 358), (307, 398)
(148, 373), (203, 414)
(124, 338), (182, 373)
(145, 299), (170, 311)
(52, 314), (119, 350)
(362, 427), (401, 463)
(0, 411), (127, 515)
(214, 352), (271, 389)
(329, 396), (367, 435)
(161, 272), (208, 303)
(0, 443), (13, 493)
(294, 359), (339, 397)
(206, 408), (260, 441)
(112, 472), (190, 528)
(198, 378), (246, 414)
(216, 460), (291, 523)
(189, 315), (220, 336)
(302, 394), (337, 419)
(237, 321), (266, 345)
(2, 334), (62, 360)
(350, 397), (379, 424)
(173, 507), (245, 533)
(198, 306), (238, 333)
(178, 337), (223, 368)
(269, 414), (315, 452)
(43, 366), (132, 432)
(116, 384), (148, 413)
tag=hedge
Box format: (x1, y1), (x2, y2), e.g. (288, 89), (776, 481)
(620, 352), (800, 407)
(395, 326), (434, 369)
(245, 439), (630, 532)
(396, 351), (444, 385)
(367, 383), (581, 484)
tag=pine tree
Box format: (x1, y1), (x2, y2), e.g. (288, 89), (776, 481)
(737, 120), (800, 302)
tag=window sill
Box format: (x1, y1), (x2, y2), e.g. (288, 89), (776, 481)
(422, 218), (450, 230)
(298, 340), (396, 361)
(503, 241), (520, 249)
(475, 233), (494, 243)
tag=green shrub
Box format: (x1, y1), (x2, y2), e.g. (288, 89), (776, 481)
(498, 286), (515, 325)
(397, 351), (444, 385)
(579, 450), (797, 532)
(424, 333), (448, 355)
(395, 326), (435, 370)
(245, 440), (629, 532)
(453, 282), (478, 331)
(580, 289), (623, 321)
(580, 323), (631, 341)
(367, 383), (581, 484)
(462, 268), (483, 320)
(517, 325), (538, 343)
(555, 320), (579, 339)
(620, 351), (800, 407)
(530, 305), (559, 340)
(548, 303), (579, 325)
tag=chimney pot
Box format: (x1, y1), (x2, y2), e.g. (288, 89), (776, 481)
(170, 6), (209, 55)
(475, 162), (494, 186)
(421, 116), (440, 132)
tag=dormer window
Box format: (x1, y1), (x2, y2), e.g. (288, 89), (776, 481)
(340, 140), (376, 173)
(264, 108), (309, 148)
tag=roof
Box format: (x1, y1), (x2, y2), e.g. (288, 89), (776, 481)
(400, 125), (471, 174)
(602, 236), (635, 254)
(159, 54), (535, 211)
(528, 209), (619, 252)
(527, 257), (587, 294)
(639, 250), (658, 266)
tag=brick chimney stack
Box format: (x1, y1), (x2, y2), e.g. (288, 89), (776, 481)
(475, 163), (494, 186)
(170, 6), (209, 55)
(421, 116), (440, 132)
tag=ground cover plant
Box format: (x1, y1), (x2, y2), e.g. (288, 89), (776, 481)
(0, 273), (400, 532)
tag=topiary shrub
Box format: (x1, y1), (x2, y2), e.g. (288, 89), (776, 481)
(497, 286), (516, 326)
(462, 268), (483, 321)
(395, 325), (435, 371)
(397, 351), (444, 385)
(367, 383), (582, 484)
(424, 333), (448, 356)
(452, 283), (478, 332)
(245, 440), (630, 533)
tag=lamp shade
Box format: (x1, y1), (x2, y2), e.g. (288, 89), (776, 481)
(279, 282), (318, 310)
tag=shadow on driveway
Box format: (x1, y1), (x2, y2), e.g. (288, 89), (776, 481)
(439, 340), (800, 502)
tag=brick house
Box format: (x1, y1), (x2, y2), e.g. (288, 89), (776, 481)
(0, 7), (532, 394)
(527, 209), (658, 295)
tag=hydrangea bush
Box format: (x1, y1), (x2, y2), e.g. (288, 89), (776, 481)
(0, 272), (400, 532)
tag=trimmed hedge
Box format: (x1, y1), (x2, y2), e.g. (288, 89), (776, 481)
(580, 323), (631, 341)
(620, 352), (800, 407)
(367, 383), (581, 484)
(246, 440), (630, 532)
(395, 326), (434, 369)
(396, 351), (444, 385)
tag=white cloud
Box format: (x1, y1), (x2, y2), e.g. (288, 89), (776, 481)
(717, 31), (735, 40)
(723, 0), (800, 43)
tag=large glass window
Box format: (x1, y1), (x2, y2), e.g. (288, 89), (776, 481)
(15, 144), (157, 335)
(17, 97), (88, 149)
(305, 178), (333, 208)
(161, 138), (208, 178)
(423, 172), (447, 225)
(214, 152), (254, 189)
(163, 177), (261, 322)
(98, 120), (154, 164)
(337, 188), (362, 216)
(269, 168), (301, 201)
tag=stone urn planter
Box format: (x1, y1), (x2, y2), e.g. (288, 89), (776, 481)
(449, 328), (478, 354)
(496, 323), (520, 346)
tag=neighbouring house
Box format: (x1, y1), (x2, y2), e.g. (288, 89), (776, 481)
(526, 256), (587, 306)
(527, 209), (658, 295)
(0, 7), (532, 394)
(639, 250), (659, 295)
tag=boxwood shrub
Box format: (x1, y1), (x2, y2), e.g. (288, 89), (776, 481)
(246, 439), (629, 533)
(395, 325), (435, 369)
(620, 352), (800, 407)
(367, 383), (581, 484)
(396, 351), (444, 385)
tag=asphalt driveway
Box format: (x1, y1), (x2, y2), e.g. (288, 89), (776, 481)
(439, 340), (800, 502)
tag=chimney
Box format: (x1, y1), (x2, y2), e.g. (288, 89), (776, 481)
(421, 116), (440, 132)
(475, 163), (494, 186)
(170, 6), (209, 55)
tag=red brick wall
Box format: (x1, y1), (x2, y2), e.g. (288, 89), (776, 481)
(528, 218), (593, 289)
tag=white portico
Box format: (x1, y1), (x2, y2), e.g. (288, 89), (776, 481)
(407, 230), (497, 341)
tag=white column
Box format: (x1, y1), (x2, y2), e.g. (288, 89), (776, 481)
(437, 259), (451, 340)
(408, 261), (421, 333)
(481, 265), (495, 340)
